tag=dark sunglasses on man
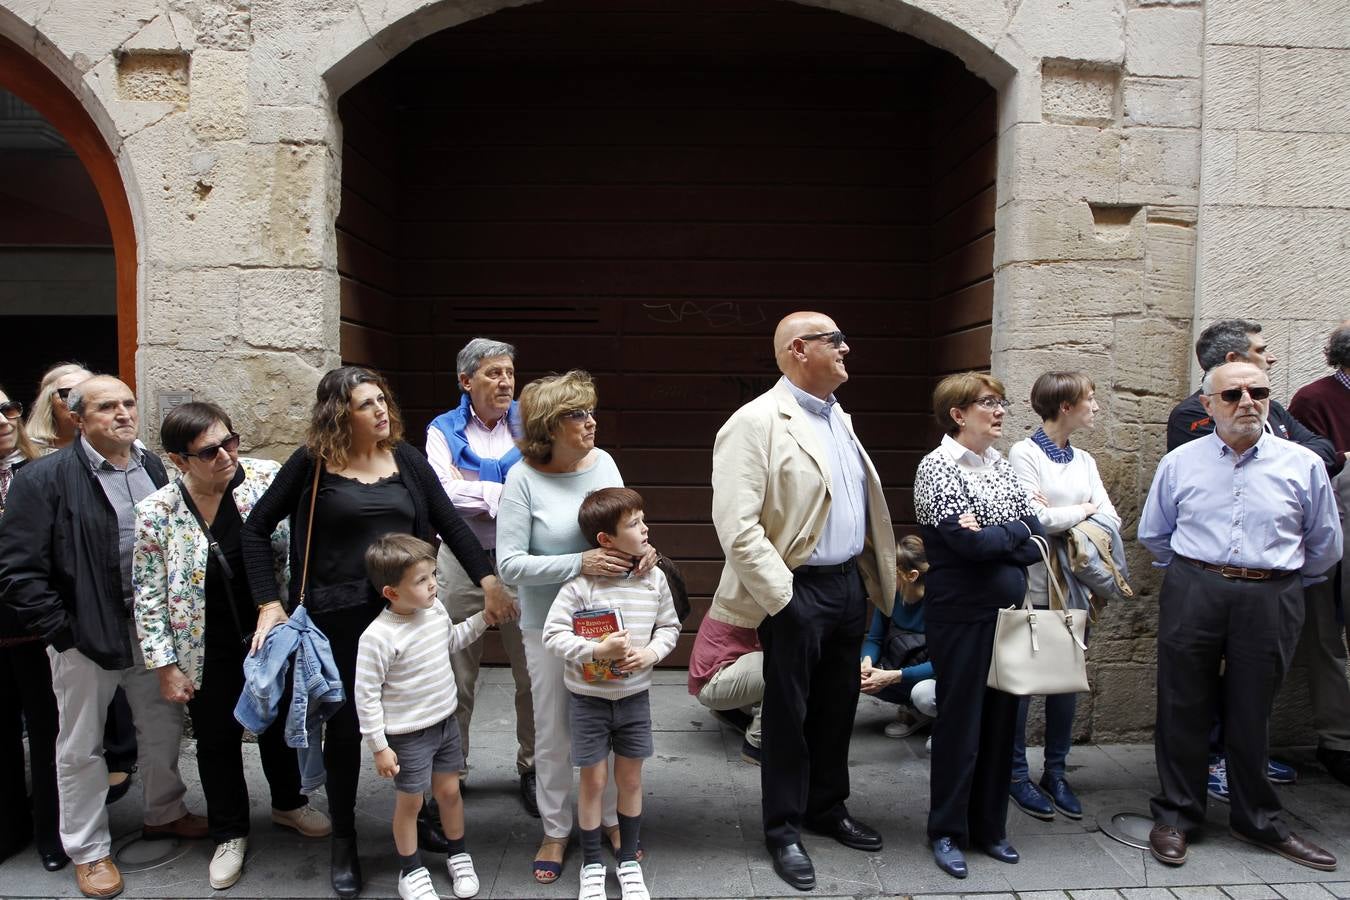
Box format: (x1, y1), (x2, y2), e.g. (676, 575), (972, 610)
(173, 432), (242, 462)
(1207, 386), (1271, 404)
(796, 330), (847, 347)
(0, 401), (22, 421)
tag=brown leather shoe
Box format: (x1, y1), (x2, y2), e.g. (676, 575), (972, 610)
(1230, 829), (1338, 871)
(75, 856), (123, 898)
(142, 812), (208, 841)
(1149, 823), (1188, 866)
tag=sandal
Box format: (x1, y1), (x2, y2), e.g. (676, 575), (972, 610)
(533, 836), (567, 884)
(603, 824), (645, 863)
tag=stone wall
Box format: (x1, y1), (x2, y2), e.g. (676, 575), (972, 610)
(0, 0), (1343, 742)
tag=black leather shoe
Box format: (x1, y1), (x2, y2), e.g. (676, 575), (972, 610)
(770, 842), (815, 891)
(981, 839), (1020, 864)
(805, 814), (882, 852)
(105, 772), (133, 806)
(330, 835), (362, 899)
(520, 771), (540, 818)
(417, 798), (450, 854)
(41, 849), (70, 871)
(932, 837), (968, 878)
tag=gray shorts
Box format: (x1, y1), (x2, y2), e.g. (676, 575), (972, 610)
(568, 690), (653, 767)
(385, 714), (464, 794)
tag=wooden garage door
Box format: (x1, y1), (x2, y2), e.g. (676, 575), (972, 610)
(337, 0), (996, 663)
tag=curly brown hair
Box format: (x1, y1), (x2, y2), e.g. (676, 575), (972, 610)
(305, 366), (404, 469)
(516, 370), (597, 464)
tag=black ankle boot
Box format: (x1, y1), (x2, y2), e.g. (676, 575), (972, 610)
(330, 835), (362, 899)
(417, 798), (450, 854)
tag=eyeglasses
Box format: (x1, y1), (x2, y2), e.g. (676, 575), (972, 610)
(1207, 386), (1271, 404)
(796, 331), (847, 347)
(54, 387), (73, 402)
(559, 409), (594, 422)
(0, 401), (22, 421)
(177, 432), (241, 462)
(970, 396), (1012, 410)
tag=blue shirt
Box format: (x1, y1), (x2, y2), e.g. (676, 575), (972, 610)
(1138, 432), (1342, 578)
(780, 376), (867, 565)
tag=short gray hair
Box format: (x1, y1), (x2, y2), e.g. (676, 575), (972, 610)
(1326, 324), (1350, 369)
(1195, 319), (1261, 370)
(456, 338), (516, 392)
(66, 378), (100, 416)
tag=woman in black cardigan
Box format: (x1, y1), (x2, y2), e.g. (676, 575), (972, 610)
(242, 366), (512, 899)
(912, 372), (1046, 880)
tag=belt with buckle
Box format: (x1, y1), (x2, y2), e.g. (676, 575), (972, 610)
(1178, 556), (1292, 582)
(794, 558), (857, 577)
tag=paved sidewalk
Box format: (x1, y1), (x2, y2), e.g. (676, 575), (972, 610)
(3, 669), (1349, 899)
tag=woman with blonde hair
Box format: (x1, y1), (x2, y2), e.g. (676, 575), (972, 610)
(242, 365), (508, 899)
(25, 362), (91, 453)
(496, 370), (656, 886)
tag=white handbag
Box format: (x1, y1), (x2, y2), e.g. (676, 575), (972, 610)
(986, 535), (1089, 696)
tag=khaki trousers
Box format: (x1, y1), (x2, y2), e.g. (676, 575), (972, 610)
(436, 543), (535, 774)
(695, 651), (764, 749)
(48, 624), (188, 863)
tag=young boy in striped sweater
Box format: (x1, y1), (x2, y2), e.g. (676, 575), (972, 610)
(543, 488), (681, 900)
(355, 534), (499, 900)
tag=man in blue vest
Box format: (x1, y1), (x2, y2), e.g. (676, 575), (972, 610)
(426, 338), (535, 817)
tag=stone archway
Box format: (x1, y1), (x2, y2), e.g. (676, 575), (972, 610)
(0, 26), (139, 388)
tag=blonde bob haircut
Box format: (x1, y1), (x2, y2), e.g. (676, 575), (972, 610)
(517, 370), (598, 464)
(932, 371), (1006, 436)
(26, 361), (90, 450)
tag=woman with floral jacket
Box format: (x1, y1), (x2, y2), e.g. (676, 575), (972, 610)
(132, 402), (331, 892)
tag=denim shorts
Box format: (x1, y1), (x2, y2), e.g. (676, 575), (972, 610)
(385, 714), (464, 794)
(568, 690), (653, 767)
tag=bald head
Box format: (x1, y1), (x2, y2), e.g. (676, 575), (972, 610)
(772, 310), (850, 399)
(68, 375), (139, 460)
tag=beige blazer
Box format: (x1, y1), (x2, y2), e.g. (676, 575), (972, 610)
(708, 379), (896, 628)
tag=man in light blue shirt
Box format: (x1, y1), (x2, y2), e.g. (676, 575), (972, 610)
(1140, 361), (1342, 873)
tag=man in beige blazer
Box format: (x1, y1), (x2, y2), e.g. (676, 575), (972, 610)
(710, 311), (897, 891)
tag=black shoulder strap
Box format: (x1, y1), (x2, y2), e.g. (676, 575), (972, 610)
(177, 479), (245, 637)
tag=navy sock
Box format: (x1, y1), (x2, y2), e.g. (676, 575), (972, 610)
(447, 835), (466, 856)
(617, 812), (641, 864)
(580, 826), (603, 866)
(399, 851), (422, 876)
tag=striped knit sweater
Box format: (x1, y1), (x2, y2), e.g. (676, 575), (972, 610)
(355, 599), (487, 753)
(543, 569), (680, 700)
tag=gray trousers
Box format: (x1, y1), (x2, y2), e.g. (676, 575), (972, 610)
(436, 543), (535, 774)
(695, 650), (764, 749)
(48, 624), (189, 863)
(1152, 562), (1304, 841)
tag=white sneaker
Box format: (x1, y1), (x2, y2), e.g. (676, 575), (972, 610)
(578, 862), (607, 900)
(616, 860), (650, 900)
(884, 708), (932, 738)
(398, 865), (440, 900)
(208, 837), (247, 889)
(447, 852), (479, 898)
(271, 804), (333, 837)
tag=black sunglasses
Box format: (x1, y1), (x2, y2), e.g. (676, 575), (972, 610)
(0, 401), (22, 421)
(176, 432), (242, 462)
(1208, 386), (1271, 404)
(54, 387), (73, 401)
(796, 330), (847, 347)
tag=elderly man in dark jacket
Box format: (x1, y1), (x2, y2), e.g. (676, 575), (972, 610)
(0, 375), (206, 899)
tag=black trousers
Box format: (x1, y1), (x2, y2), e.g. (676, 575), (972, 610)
(0, 640), (61, 860)
(188, 646), (306, 843)
(1151, 563), (1303, 841)
(925, 616), (1018, 847)
(310, 603), (381, 839)
(756, 566), (867, 849)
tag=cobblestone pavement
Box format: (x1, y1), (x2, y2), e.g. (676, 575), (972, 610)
(2, 669), (1348, 898)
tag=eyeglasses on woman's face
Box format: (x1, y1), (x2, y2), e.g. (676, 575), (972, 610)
(559, 409), (595, 422)
(0, 401), (21, 421)
(179, 432), (241, 462)
(968, 396), (1012, 411)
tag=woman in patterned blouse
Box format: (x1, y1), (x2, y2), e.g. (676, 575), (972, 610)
(912, 372), (1046, 880)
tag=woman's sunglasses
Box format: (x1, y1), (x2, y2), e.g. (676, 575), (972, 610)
(0, 401), (22, 421)
(176, 432), (242, 462)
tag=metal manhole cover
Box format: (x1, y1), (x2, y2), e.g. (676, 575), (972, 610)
(113, 835), (195, 872)
(1096, 811), (1155, 850)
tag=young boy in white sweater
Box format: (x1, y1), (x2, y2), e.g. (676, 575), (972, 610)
(543, 488), (681, 900)
(355, 534), (497, 900)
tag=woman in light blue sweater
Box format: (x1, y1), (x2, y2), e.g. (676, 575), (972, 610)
(496, 371), (656, 887)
